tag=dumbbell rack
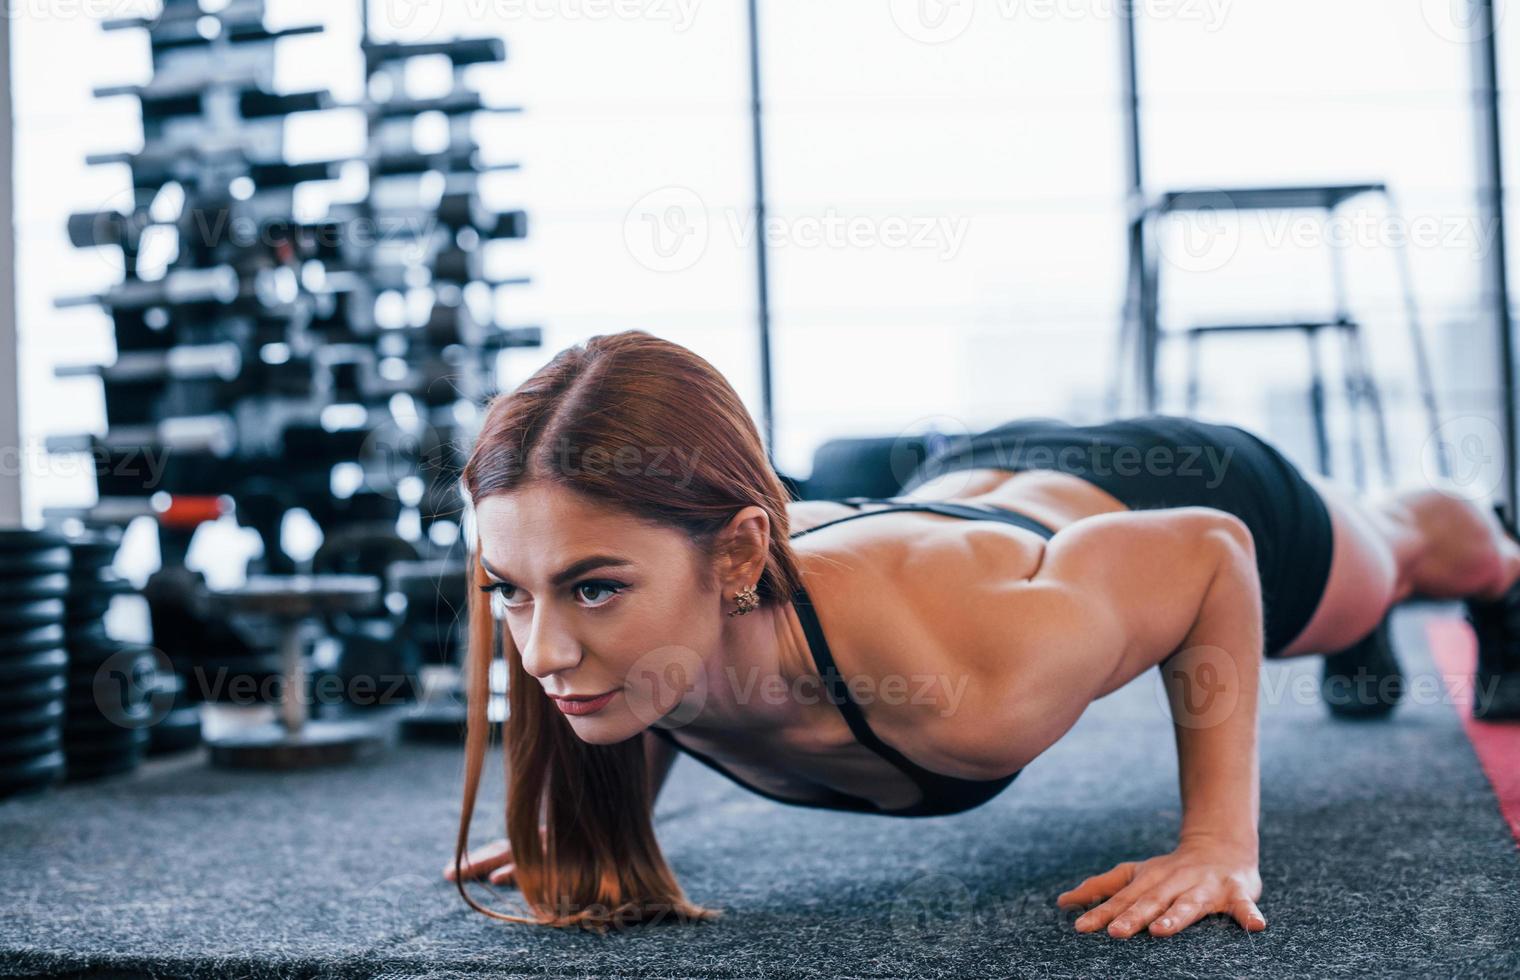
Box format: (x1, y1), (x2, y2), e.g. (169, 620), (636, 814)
(42, 0), (538, 768)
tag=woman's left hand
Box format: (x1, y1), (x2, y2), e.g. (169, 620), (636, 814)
(1055, 836), (1266, 938)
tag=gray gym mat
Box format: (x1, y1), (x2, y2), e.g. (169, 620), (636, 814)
(1, 603), (1517, 979)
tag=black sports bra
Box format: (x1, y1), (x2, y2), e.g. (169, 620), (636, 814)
(648, 495), (1058, 818)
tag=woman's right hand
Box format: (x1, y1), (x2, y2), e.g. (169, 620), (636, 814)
(443, 838), (516, 886)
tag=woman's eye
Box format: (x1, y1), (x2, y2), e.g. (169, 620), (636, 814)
(488, 584), (523, 614)
(485, 581), (622, 612)
(575, 581), (623, 606)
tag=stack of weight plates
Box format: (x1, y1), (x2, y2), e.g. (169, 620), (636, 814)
(147, 668), (202, 755)
(0, 529), (71, 799)
(63, 529), (156, 781)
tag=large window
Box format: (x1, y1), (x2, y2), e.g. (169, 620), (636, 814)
(13, 1), (1516, 508)
(760, 3), (1128, 477)
(1139, 1), (1494, 486)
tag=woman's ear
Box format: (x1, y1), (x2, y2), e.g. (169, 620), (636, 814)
(717, 505), (771, 589)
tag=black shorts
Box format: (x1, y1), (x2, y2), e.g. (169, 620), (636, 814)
(899, 414), (1335, 658)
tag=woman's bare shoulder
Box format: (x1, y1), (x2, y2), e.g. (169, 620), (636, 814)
(785, 499), (861, 536)
(794, 517), (1064, 779)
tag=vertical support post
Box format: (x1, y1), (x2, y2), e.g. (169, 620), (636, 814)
(0, 9), (17, 528)
(1117, 0), (1153, 414)
(744, 0), (776, 461)
(0, 10), (19, 525)
(1470, 0), (1516, 512)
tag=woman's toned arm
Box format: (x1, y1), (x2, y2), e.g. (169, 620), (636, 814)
(897, 506), (1267, 939)
(1046, 512), (1265, 939)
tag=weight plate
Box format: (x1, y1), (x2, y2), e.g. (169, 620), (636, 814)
(65, 633), (132, 657)
(65, 686), (154, 720)
(65, 528), (122, 554)
(0, 699), (64, 731)
(0, 549), (70, 576)
(66, 651), (142, 679)
(0, 599), (66, 630)
(0, 648), (68, 683)
(65, 727), (150, 756)
(67, 577), (119, 597)
(66, 551), (119, 572)
(65, 602), (113, 619)
(0, 750), (65, 793)
(1, 573), (70, 600)
(62, 708), (153, 735)
(67, 641), (155, 670)
(148, 707), (202, 756)
(0, 623), (66, 654)
(66, 673), (154, 707)
(63, 621), (111, 646)
(67, 573), (135, 596)
(0, 726), (62, 760)
(0, 673), (66, 706)
(0, 529), (69, 552)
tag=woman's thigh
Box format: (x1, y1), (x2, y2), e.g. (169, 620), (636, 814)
(1274, 470), (1404, 658)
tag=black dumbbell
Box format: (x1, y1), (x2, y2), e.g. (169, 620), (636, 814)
(364, 37), (505, 71)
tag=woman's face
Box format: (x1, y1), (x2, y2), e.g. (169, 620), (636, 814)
(473, 483), (735, 744)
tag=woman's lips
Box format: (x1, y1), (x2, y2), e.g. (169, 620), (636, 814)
(550, 689), (620, 716)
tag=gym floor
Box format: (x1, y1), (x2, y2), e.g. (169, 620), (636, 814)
(1, 601), (1516, 980)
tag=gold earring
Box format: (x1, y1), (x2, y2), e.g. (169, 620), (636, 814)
(728, 584), (759, 617)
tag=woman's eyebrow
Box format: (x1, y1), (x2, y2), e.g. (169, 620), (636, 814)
(479, 554), (634, 586)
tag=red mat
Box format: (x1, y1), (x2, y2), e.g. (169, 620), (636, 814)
(1425, 617), (1520, 848)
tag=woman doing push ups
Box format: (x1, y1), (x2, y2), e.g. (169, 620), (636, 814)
(444, 330), (1520, 937)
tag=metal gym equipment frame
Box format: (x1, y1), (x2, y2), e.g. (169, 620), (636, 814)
(1107, 0), (1515, 506)
(1112, 183), (1442, 493)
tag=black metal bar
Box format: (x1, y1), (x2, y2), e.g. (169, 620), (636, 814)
(0, 8), (16, 523)
(745, 0), (775, 462)
(1118, 0), (1143, 204)
(1117, 0), (1152, 413)
(1471, 0), (1516, 512)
